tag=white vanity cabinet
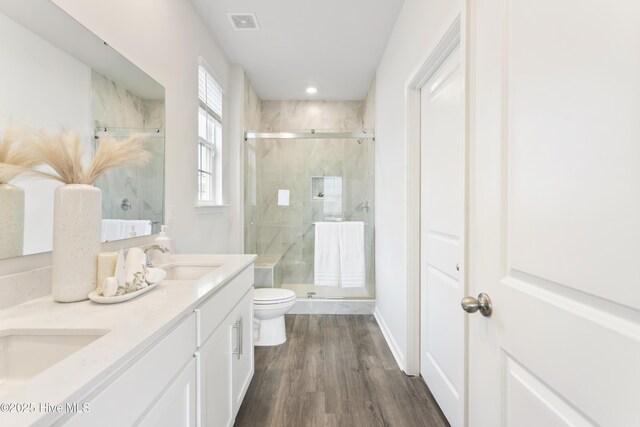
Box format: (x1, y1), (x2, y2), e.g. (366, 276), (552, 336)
(196, 267), (254, 427)
(58, 262), (255, 427)
(197, 312), (234, 427)
(137, 358), (197, 427)
(63, 314), (198, 427)
(233, 289), (254, 411)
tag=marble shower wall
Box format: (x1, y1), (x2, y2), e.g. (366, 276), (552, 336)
(244, 93), (376, 297)
(92, 71), (165, 233)
(260, 100), (363, 131)
(92, 71), (164, 129)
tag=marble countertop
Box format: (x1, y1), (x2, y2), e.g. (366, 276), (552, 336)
(0, 253), (256, 427)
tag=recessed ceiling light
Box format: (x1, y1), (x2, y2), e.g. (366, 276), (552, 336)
(306, 87), (318, 94)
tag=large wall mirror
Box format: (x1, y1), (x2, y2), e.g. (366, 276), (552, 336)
(0, 0), (165, 260)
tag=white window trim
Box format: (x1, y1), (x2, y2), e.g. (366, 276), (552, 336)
(196, 57), (226, 208)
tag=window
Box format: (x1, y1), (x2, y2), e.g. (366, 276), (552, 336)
(197, 59), (223, 204)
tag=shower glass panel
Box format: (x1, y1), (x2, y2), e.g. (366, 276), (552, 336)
(244, 133), (375, 299)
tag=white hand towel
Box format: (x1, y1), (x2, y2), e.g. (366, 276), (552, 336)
(314, 222), (341, 286)
(124, 220), (153, 237)
(101, 219), (126, 242)
(338, 221), (365, 288)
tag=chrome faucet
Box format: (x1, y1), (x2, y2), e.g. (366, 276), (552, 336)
(144, 245), (169, 268)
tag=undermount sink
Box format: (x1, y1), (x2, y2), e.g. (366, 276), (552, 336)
(162, 263), (221, 281)
(0, 329), (107, 395)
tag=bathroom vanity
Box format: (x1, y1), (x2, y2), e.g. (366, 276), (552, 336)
(0, 254), (256, 427)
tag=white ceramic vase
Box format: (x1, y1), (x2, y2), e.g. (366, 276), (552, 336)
(52, 184), (102, 302)
(0, 184), (25, 259)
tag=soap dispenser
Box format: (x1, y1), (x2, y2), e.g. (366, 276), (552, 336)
(153, 225), (172, 263)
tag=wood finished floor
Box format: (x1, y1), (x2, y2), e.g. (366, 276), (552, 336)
(235, 315), (450, 427)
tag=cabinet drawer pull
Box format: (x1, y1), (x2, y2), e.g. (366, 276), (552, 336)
(238, 316), (243, 359)
(232, 321), (241, 356)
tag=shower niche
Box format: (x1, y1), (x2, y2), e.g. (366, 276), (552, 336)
(311, 176), (343, 220)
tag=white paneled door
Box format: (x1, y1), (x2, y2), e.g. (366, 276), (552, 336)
(468, 0), (640, 426)
(420, 44), (465, 427)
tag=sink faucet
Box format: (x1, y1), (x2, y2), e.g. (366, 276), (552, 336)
(144, 245), (169, 268)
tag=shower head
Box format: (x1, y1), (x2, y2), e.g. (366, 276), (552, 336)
(356, 200), (370, 212)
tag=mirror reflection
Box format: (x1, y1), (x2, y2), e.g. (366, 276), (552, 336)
(0, 0), (165, 260)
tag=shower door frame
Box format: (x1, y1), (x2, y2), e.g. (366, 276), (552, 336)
(243, 130), (375, 299)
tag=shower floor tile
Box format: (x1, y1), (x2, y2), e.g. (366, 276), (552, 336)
(282, 283), (372, 299)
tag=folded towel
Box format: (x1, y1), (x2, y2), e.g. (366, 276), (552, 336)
(314, 222), (341, 286)
(101, 219), (152, 242)
(101, 219), (126, 242)
(338, 222), (365, 288)
(127, 220), (152, 237)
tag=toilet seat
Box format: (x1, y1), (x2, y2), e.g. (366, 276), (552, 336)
(254, 288), (296, 305)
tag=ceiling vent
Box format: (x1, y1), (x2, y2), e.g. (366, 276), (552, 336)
(227, 13), (260, 31)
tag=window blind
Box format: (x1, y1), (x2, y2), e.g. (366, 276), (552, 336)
(197, 60), (223, 204)
(198, 65), (223, 120)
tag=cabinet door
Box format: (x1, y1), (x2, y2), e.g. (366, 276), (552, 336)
(62, 315), (196, 427)
(137, 358), (197, 427)
(198, 313), (234, 427)
(233, 288), (254, 414)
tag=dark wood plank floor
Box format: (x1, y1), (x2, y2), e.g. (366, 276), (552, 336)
(235, 314), (450, 427)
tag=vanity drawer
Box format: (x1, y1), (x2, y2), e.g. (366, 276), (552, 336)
(62, 314), (196, 427)
(196, 265), (254, 347)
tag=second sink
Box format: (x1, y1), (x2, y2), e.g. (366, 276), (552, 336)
(162, 263), (221, 281)
(0, 329), (108, 396)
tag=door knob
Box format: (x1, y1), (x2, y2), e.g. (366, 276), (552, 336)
(461, 293), (492, 317)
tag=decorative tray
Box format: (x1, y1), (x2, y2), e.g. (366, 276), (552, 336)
(88, 282), (160, 304)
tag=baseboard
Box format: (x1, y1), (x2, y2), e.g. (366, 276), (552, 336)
(374, 306), (406, 372)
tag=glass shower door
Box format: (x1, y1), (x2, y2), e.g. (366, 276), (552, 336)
(244, 133), (375, 300)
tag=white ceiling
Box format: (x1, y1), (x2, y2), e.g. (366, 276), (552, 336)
(190, 0), (405, 100)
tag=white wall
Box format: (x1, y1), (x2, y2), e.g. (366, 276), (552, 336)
(52, 0), (240, 254)
(227, 64), (245, 254)
(0, 12), (91, 255)
(374, 0), (462, 369)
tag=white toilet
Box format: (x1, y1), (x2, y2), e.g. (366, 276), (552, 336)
(253, 288), (296, 346)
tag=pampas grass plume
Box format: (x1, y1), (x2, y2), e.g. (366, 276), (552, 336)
(85, 135), (151, 184)
(0, 124), (40, 184)
(9, 128), (150, 185)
